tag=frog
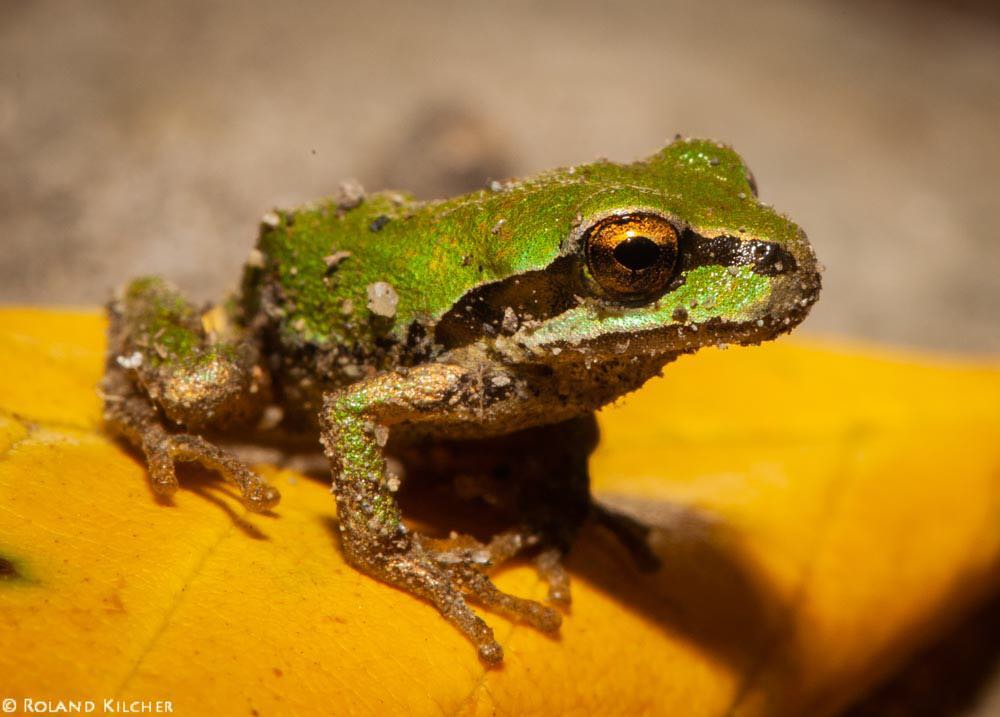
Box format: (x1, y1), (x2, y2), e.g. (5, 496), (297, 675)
(101, 137), (821, 665)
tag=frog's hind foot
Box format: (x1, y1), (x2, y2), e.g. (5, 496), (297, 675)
(103, 371), (279, 512)
(142, 428), (280, 512)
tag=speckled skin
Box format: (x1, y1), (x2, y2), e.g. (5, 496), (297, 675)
(102, 138), (821, 664)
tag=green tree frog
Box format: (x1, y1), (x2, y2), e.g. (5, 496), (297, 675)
(102, 137), (821, 664)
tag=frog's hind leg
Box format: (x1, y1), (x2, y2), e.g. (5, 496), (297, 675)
(102, 277), (279, 511)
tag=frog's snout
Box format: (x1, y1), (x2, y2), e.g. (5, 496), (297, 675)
(767, 235), (822, 334)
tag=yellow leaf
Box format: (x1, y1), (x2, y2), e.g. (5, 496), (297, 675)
(1, 307), (998, 716)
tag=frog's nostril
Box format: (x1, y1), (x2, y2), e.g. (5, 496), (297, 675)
(613, 236), (661, 271)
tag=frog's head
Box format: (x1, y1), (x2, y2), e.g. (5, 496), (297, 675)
(496, 138), (821, 367)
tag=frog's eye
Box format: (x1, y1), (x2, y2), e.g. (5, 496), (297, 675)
(584, 212), (679, 300)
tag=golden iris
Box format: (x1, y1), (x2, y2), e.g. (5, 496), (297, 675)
(584, 213), (679, 299)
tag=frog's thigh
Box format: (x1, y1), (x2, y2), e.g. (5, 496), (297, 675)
(106, 277), (268, 429)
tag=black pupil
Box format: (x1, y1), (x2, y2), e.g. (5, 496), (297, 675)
(613, 235), (661, 271)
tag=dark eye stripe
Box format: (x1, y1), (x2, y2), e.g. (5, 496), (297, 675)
(677, 232), (797, 277)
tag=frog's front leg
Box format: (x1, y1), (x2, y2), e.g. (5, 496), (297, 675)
(320, 363), (562, 665)
(102, 277), (279, 511)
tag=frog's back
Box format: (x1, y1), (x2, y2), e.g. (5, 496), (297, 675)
(240, 174), (600, 369)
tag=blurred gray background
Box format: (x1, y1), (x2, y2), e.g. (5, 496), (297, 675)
(2, 1), (1000, 714)
(1, 0), (998, 353)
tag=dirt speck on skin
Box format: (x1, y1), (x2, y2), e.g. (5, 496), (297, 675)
(502, 307), (520, 334)
(368, 215), (390, 233)
(366, 282), (399, 318)
(323, 251), (352, 271)
(336, 180), (365, 209)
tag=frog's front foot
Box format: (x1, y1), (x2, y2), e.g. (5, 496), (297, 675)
(477, 529), (572, 604)
(342, 529), (561, 665)
(424, 532), (566, 624)
(321, 363), (576, 663)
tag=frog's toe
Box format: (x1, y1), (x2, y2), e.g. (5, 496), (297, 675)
(484, 531), (573, 606)
(455, 566), (562, 633)
(477, 641), (504, 666)
(144, 442), (181, 497)
(345, 534), (507, 665)
(536, 548), (572, 605)
(244, 482), (281, 512)
(422, 541), (561, 634)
